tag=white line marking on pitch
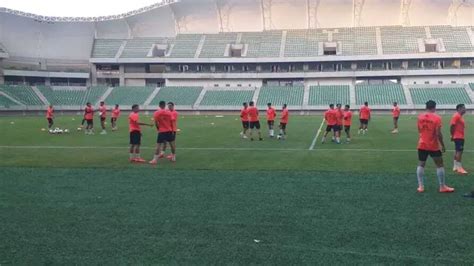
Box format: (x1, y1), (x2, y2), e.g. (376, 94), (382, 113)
(308, 118), (325, 150)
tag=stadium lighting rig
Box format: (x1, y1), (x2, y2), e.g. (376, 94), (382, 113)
(448, 0), (474, 26)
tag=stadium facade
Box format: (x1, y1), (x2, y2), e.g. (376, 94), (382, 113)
(0, 0), (473, 111)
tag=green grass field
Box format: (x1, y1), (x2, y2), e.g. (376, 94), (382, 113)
(1, 114), (473, 264)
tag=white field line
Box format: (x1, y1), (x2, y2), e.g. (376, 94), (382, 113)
(1, 145), (472, 153)
(308, 118), (326, 150)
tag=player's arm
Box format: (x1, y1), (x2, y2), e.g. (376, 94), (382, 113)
(437, 126), (446, 153)
(449, 117), (457, 141)
(138, 122), (153, 127)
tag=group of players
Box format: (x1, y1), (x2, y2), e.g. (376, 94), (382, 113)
(240, 101), (289, 141)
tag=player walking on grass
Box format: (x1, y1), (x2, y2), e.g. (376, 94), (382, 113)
(392, 102), (400, 134)
(240, 102), (249, 139)
(99, 101), (107, 135)
(278, 104), (289, 140)
(334, 104), (343, 144)
(84, 102), (94, 135)
(358, 102), (371, 135)
(416, 100), (454, 193)
(150, 101), (176, 164)
(450, 104), (467, 175)
(128, 104), (152, 163)
(266, 103), (276, 138)
(343, 105), (352, 143)
(46, 104), (54, 129)
(111, 104), (120, 131)
(160, 102), (179, 160)
(321, 104), (337, 144)
(247, 101), (263, 141)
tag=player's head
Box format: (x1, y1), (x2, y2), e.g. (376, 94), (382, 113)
(329, 104), (334, 109)
(364, 102), (368, 106)
(425, 100), (436, 111)
(456, 103), (466, 115)
(336, 103), (342, 109)
(115, 104), (119, 108)
(100, 101), (104, 106)
(267, 103), (272, 108)
(243, 102), (248, 108)
(49, 104), (53, 108)
(86, 102), (91, 107)
(167, 102), (175, 111)
(344, 105), (350, 111)
(159, 101), (166, 109)
(393, 102), (398, 106)
(283, 104), (287, 109)
(131, 104), (139, 112)
(249, 101), (255, 107)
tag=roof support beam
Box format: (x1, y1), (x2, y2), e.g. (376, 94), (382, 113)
(400, 0), (412, 26)
(352, 0), (365, 27)
(306, 0), (321, 29)
(260, 0), (273, 31)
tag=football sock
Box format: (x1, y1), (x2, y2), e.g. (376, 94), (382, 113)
(136, 153), (140, 158)
(129, 153), (134, 160)
(416, 166), (425, 187)
(436, 167), (446, 186)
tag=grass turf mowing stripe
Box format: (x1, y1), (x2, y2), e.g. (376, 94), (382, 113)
(308, 118), (325, 150)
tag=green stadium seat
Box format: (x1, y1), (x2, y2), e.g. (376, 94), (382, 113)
(380, 26), (425, 54)
(257, 86), (304, 107)
(91, 39), (124, 58)
(355, 84), (407, 105)
(120, 38), (170, 58)
(168, 34), (201, 58)
(0, 94), (20, 107)
(105, 87), (155, 106)
(151, 87), (203, 106)
(199, 33), (238, 58)
(0, 85), (43, 105)
(200, 90), (254, 106)
(84, 86), (109, 105)
(37, 86), (86, 106)
(409, 86), (472, 105)
(309, 85), (350, 106)
(240, 31), (282, 58)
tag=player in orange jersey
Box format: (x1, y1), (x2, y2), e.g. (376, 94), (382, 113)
(150, 101), (176, 164)
(277, 104), (289, 140)
(392, 102), (401, 134)
(416, 100), (454, 193)
(46, 104), (54, 129)
(247, 101), (263, 141)
(84, 102), (94, 135)
(98, 101), (107, 135)
(343, 105), (353, 143)
(358, 102), (371, 135)
(160, 102), (179, 160)
(240, 102), (249, 139)
(111, 104), (120, 131)
(333, 103), (343, 144)
(321, 104), (337, 144)
(128, 104), (153, 163)
(450, 104), (467, 174)
(266, 103), (277, 138)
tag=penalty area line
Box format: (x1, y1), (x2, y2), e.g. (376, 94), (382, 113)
(308, 118), (325, 150)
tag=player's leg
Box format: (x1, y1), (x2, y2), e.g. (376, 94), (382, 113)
(345, 126), (351, 143)
(358, 120), (363, 134)
(432, 153), (454, 193)
(150, 134), (163, 164)
(129, 144), (136, 162)
(454, 140), (467, 174)
(256, 122), (263, 141)
(392, 117), (399, 133)
(335, 126), (341, 144)
(416, 150), (428, 192)
(100, 118), (107, 134)
(168, 141), (176, 162)
(321, 126), (331, 143)
(268, 121), (274, 137)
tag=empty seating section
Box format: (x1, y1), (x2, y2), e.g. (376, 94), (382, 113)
(84, 86), (109, 105)
(37, 86), (86, 106)
(199, 33), (237, 58)
(380, 26), (425, 54)
(0, 85), (43, 105)
(92, 39), (124, 58)
(120, 38), (169, 58)
(309, 85), (350, 106)
(409, 86), (472, 105)
(105, 87), (155, 105)
(285, 29), (326, 57)
(431, 26), (473, 53)
(333, 27), (377, 56)
(257, 86), (304, 107)
(151, 87), (203, 106)
(200, 90), (254, 106)
(356, 84), (407, 105)
(470, 83), (474, 90)
(241, 31), (282, 58)
(169, 34), (201, 58)
(0, 94), (19, 107)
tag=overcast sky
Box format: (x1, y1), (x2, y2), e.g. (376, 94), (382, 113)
(1, 0), (163, 17)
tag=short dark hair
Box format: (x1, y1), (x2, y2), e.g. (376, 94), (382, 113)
(336, 103), (342, 107)
(283, 104), (287, 108)
(100, 101), (104, 104)
(159, 101), (166, 107)
(131, 104), (139, 109)
(115, 104), (119, 107)
(249, 101), (255, 106)
(393, 102), (398, 105)
(345, 105), (350, 109)
(329, 104), (334, 108)
(267, 103), (272, 106)
(426, 100), (436, 110)
(243, 102), (247, 106)
(364, 102), (368, 106)
(167, 102), (175, 106)
(456, 104), (465, 110)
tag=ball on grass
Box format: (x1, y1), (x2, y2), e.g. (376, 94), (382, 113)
(41, 128), (46, 132)
(10, 121), (15, 125)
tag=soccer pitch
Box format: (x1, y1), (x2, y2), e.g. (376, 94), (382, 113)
(1, 114), (473, 264)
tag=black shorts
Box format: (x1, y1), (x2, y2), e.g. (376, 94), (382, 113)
(280, 123), (287, 130)
(360, 119), (369, 125)
(130, 131), (141, 145)
(333, 125), (342, 132)
(393, 117), (399, 122)
(242, 121), (249, 129)
(250, 121), (261, 129)
(157, 132), (174, 144)
(454, 139), (465, 152)
(47, 118), (53, 123)
(111, 117), (117, 123)
(418, 149), (442, 161)
(86, 119), (93, 126)
(100, 117), (106, 122)
(170, 132), (177, 142)
(326, 125), (334, 132)
(268, 120), (274, 127)
(344, 126), (351, 132)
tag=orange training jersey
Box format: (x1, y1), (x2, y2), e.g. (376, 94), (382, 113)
(247, 106), (259, 122)
(417, 112), (442, 151)
(169, 110), (179, 132)
(392, 106), (400, 118)
(99, 105), (107, 118)
(343, 111), (352, 126)
(267, 107), (276, 121)
(450, 112), (465, 140)
(280, 108), (289, 124)
(153, 109), (173, 133)
(129, 112), (141, 132)
(84, 106), (94, 120)
(46, 107), (54, 119)
(240, 108), (249, 122)
(335, 109), (343, 126)
(324, 109), (337, 126)
(112, 108), (121, 118)
(359, 106), (371, 120)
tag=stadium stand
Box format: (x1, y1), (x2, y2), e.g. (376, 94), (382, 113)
(0, 94), (20, 107)
(284, 29), (326, 57)
(257, 86), (304, 107)
(91, 39), (124, 58)
(333, 27), (378, 56)
(430, 26), (473, 53)
(409, 86), (472, 105)
(308, 85), (350, 106)
(105, 87), (155, 105)
(199, 33), (238, 58)
(37, 86), (86, 106)
(151, 86), (203, 106)
(380, 26), (425, 54)
(470, 83), (474, 90)
(0, 85), (44, 105)
(84, 86), (109, 105)
(200, 90), (254, 106)
(355, 84), (407, 105)
(168, 34), (201, 58)
(120, 38), (170, 58)
(241, 31), (282, 58)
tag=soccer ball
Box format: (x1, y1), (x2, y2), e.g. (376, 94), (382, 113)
(77, 127), (82, 131)
(64, 129), (69, 134)
(277, 135), (281, 140)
